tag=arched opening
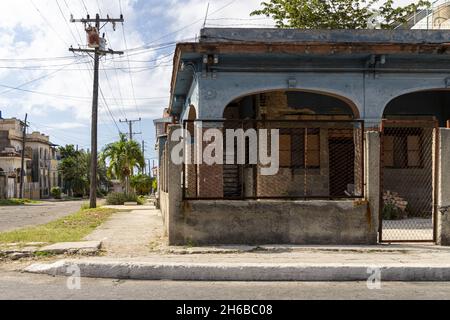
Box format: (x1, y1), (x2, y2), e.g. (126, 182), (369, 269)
(223, 90), (359, 120)
(186, 104), (197, 136)
(218, 90), (363, 199)
(379, 90), (447, 241)
(384, 90), (450, 127)
(185, 105), (198, 198)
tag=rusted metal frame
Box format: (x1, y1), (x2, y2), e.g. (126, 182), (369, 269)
(183, 119), (365, 201)
(379, 119), (438, 243)
(183, 195), (365, 201)
(381, 119), (439, 128)
(379, 239), (436, 243)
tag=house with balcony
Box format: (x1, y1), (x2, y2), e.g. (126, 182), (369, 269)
(0, 113), (62, 199)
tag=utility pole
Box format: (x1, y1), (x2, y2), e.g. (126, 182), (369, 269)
(119, 118), (142, 141)
(141, 141), (146, 174)
(19, 113), (28, 199)
(69, 13), (124, 209)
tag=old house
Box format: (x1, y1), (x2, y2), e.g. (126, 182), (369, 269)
(0, 114), (62, 199)
(158, 28), (450, 246)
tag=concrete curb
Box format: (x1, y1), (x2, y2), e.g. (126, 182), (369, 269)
(24, 260), (450, 281)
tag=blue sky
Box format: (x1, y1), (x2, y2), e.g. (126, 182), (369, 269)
(0, 0), (414, 161)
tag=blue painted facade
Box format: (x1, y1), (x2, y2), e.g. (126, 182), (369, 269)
(169, 28), (450, 126)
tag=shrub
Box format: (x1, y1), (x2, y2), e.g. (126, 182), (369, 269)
(382, 203), (405, 220)
(130, 174), (152, 195)
(137, 195), (146, 205)
(106, 192), (144, 205)
(50, 187), (62, 199)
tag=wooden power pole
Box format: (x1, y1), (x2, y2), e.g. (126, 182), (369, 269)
(19, 113), (28, 199)
(69, 13), (124, 209)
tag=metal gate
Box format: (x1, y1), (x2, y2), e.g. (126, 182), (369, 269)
(379, 119), (438, 243)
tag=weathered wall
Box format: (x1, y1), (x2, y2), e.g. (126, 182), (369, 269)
(191, 71), (450, 128)
(437, 128), (450, 246)
(365, 131), (380, 242)
(177, 200), (374, 245)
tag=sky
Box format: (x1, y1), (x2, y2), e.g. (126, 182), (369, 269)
(0, 0), (416, 161)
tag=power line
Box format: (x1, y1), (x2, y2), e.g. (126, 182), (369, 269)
(119, 0), (142, 128)
(0, 59), (82, 95)
(29, 0), (70, 46)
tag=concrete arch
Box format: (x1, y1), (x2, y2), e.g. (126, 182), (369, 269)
(197, 73), (363, 119)
(383, 88), (450, 126)
(222, 88), (360, 119)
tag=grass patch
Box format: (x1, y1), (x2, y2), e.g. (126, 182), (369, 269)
(0, 208), (119, 244)
(0, 198), (41, 206)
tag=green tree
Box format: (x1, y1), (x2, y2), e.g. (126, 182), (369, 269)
(251, 0), (431, 29)
(100, 134), (145, 195)
(58, 145), (89, 197)
(130, 174), (152, 195)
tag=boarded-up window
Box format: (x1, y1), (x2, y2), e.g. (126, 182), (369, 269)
(279, 135), (291, 167)
(306, 133), (320, 168)
(407, 135), (421, 167)
(279, 129), (320, 168)
(384, 129), (422, 168)
(383, 136), (394, 167)
(291, 129), (304, 167)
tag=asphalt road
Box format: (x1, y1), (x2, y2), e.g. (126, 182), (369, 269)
(0, 271), (450, 300)
(0, 201), (82, 232)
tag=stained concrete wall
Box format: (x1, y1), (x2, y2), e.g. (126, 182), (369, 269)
(437, 128), (450, 246)
(160, 125), (380, 246)
(365, 131), (380, 242)
(159, 125), (184, 241)
(179, 200), (374, 245)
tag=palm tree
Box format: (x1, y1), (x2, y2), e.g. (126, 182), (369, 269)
(100, 134), (145, 194)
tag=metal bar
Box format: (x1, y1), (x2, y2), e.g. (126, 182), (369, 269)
(380, 240), (435, 243)
(182, 121), (187, 200)
(184, 119), (365, 124)
(379, 120), (385, 243)
(183, 196), (365, 201)
(380, 119), (439, 127)
(70, 18), (124, 23)
(69, 48), (124, 55)
(361, 122), (365, 198)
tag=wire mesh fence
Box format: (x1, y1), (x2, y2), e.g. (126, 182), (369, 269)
(182, 119), (364, 200)
(380, 120), (438, 242)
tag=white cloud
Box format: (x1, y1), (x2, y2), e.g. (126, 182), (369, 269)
(0, 0), (419, 148)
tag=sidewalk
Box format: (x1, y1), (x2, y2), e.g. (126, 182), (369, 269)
(84, 205), (164, 257)
(23, 204), (450, 281)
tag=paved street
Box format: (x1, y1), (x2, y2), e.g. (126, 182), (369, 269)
(0, 270), (450, 300)
(0, 201), (82, 232)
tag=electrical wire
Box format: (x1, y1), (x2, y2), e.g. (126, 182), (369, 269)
(119, 0), (142, 126)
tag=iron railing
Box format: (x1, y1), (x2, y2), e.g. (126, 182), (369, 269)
(182, 119), (365, 201)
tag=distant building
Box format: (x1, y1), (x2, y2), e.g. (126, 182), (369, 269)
(153, 108), (172, 199)
(0, 113), (62, 199)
